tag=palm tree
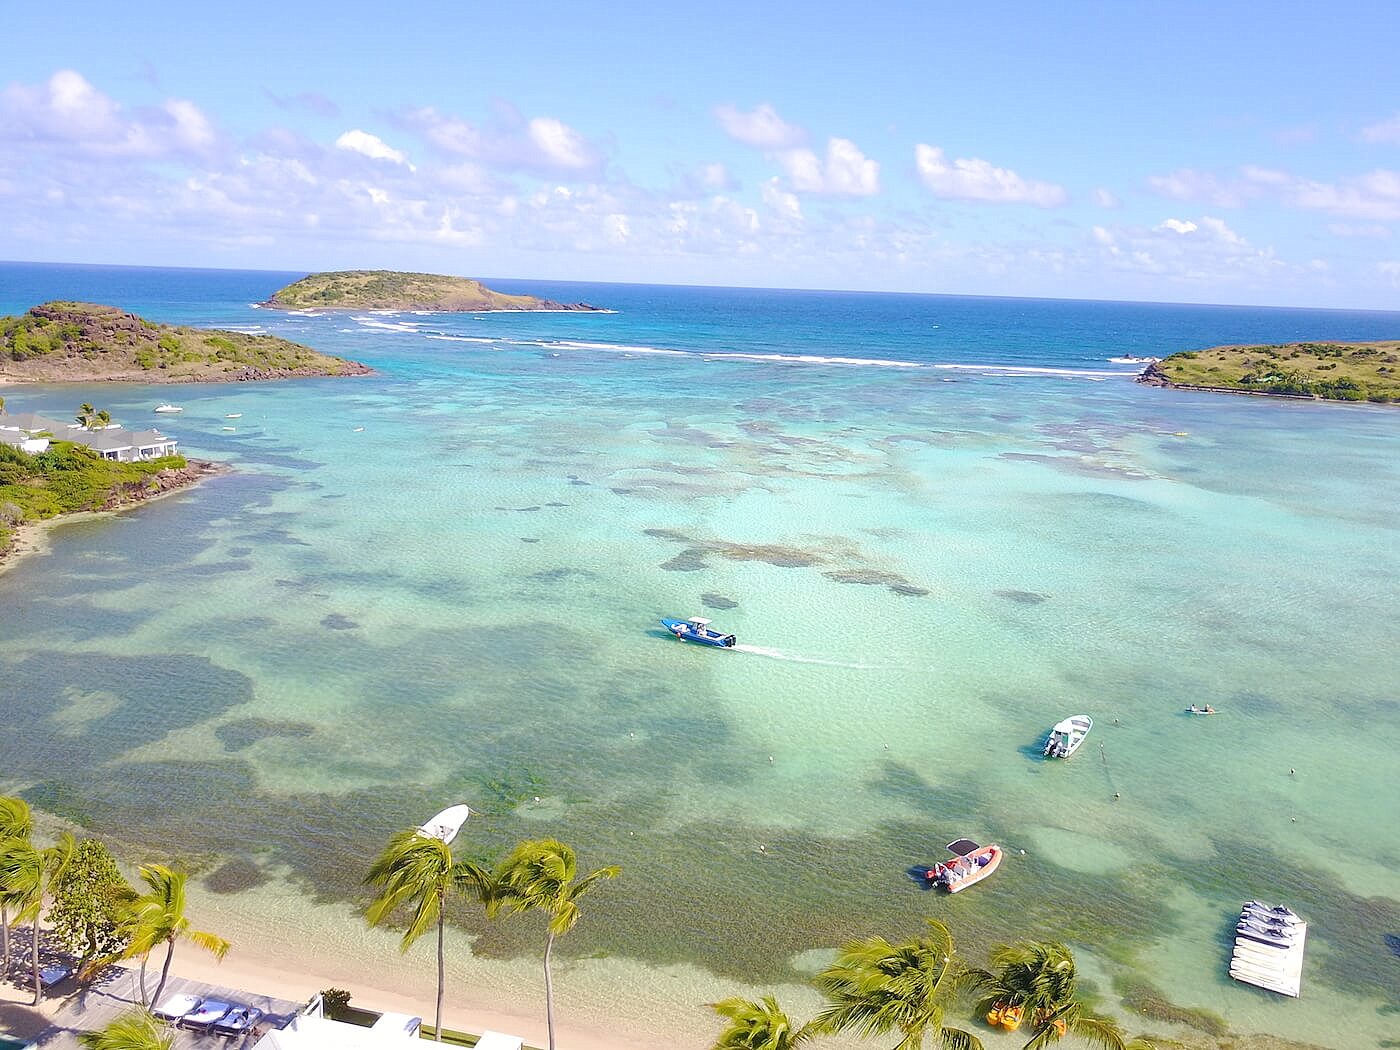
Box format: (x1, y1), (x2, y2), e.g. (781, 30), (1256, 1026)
(0, 795), (34, 978)
(121, 864), (229, 1008)
(0, 831), (74, 1005)
(365, 829), (494, 1042)
(0, 395), (7, 416)
(969, 941), (1153, 1050)
(811, 918), (982, 1050)
(78, 1009), (174, 1050)
(490, 839), (620, 1050)
(76, 403), (95, 428)
(710, 995), (812, 1050)
(94, 409), (112, 429)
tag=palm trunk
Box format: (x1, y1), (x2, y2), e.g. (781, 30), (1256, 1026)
(30, 916), (41, 1006)
(543, 931), (556, 1050)
(434, 895), (445, 1042)
(150, 936), (176, 1009)
(139, 952), (150, 1006)
(1, 905), (9, 976)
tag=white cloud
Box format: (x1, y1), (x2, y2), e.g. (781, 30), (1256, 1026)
(775, 137), (879, 197)
(334, 129), (414, 169)
(1091, 214), (1273, 281)
(761, 177), (803, 224)
(1146, 168), (1254, 207)
(1361, 114), (1400, 144)
(698, 162), (734, 190)
(0, 69), (217, 159)
(1092, 188), (1121, 209)
(714, 102), (806, 149)
(527, 117), (595, 170)
(397, 106), (601, 174)
(914, 145), (1066, 207)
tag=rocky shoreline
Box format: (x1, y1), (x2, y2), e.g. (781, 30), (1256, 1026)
(0, 458), (229, 574)
(1135, 361), (1353, 402)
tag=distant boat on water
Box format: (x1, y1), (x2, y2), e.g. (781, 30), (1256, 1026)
(661, 616), (736, 647)
(154, 404), (183, 413)
(1043, 715), (1093, 758)
(225, 413), (242, 418)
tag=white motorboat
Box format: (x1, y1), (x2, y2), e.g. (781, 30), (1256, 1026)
(1044, 714), (1093, 758)
(418, 803), (471, 845)
(154, 403), (183, 413)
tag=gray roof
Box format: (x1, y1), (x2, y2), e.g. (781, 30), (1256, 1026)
(0, 412), (72, 435)
(125, 429), (178, 446)
(67, 430), (135, 452)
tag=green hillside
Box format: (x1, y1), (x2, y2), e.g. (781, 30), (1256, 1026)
(266, 270), (601, 311)
(1147, 341), (1400, 403)
(0, 301), (370, 382)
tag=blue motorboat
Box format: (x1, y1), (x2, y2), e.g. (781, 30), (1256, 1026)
(661, 616), (736, 647)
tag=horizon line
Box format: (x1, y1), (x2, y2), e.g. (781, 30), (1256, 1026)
(3, 257), (1399, 317)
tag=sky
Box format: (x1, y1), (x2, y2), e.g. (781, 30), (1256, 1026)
(3, 1), (1400, 308)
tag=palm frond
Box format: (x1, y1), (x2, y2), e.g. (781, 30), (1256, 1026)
(937, 1025), (984, 1050)
(0, 797), (34, 841)
(183, 928), (230, 960)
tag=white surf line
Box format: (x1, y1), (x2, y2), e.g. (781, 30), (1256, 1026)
(732, 644), (886, 670)
(932, 363), (1134, 378)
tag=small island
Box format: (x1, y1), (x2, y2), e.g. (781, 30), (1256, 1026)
(1140, 340), (1400, 403)
(264, 269), (603, 312)
(0, 301), (371, 383)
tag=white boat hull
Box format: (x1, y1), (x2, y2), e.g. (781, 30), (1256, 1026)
(418, 803), (470, 845)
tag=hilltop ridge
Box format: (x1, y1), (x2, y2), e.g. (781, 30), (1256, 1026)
(0, 301), (370, 383)
(264, 270), (603, 312)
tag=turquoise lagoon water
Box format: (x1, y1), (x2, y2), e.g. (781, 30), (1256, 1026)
(0, 264), (1398, 1047)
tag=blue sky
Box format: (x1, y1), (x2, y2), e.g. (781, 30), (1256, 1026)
(4, 1), (1400, 307)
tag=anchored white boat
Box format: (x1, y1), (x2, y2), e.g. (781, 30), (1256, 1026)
(154, 403), (183, 413)
(1043, 714), (1093, 758)
(417, 803), (470, 845)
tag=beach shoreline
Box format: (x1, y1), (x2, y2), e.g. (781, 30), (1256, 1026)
(0, 459), (229, 578)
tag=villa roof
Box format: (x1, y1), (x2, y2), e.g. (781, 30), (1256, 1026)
(68, 430), (136, 451)
(0, 412), (71, 434)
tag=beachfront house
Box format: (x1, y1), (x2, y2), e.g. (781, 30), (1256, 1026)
(67, 426), (179, 461)
(0, 408), (178, 461)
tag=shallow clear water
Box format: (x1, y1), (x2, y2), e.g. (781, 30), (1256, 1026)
(1, 264), (1397, 1047)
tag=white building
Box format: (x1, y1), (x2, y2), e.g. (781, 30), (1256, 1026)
(0, 408), (178, 461)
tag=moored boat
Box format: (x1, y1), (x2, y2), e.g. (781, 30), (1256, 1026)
(661, 616), (736, 647)
(417, 803), (471, 845)
(1186, 704), (1217, 715)
(154, 403), (183, 413)
(1043, 714), (1093, 758)
(926, 838), (1001, 893)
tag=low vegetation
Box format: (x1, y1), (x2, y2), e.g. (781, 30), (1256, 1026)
(266, 270), (600, 311)
(1149, 341), (1400, 403)
(0, 301), (369, 382)
(0, 428), (187, 558)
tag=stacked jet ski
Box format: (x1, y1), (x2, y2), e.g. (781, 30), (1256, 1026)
(1229, 900), (1306, 997)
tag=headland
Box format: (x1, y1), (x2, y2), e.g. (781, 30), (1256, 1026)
(0, 301), (371, 383)
(263, 270), (603, 312)
(1139, 340), (1400, 403)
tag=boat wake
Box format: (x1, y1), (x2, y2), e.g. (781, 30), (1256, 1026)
(733, 644), (883, 669)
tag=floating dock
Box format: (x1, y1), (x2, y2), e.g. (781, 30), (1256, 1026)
(1228, 901), (1306, 997)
